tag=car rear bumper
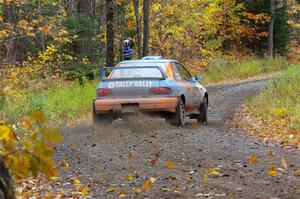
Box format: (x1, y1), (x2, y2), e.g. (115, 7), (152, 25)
(94, 97), (178, 114)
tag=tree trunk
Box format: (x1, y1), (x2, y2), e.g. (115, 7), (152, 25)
(0, 158), (15, 199)
(142, 0), (150, 57)
(77, 0), (93, 14)
(268, 0), (275, 57)
(133, 0), (142, 58)
(3, 0), (17, 64)
(106, 0), (115, 66)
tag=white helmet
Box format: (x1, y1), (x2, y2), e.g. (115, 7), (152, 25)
(124, 39), (130, 46)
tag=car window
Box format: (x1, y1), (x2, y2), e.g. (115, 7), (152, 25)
(174, 62), (191, 80)
(118, 62), (167, 72)
(109, 67), (163, 79)
(173, 63), (183, 80)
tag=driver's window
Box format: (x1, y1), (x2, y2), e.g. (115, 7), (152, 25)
(175, 63), (191, 80)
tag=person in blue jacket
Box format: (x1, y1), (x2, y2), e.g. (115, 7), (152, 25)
(124, 39), (133, 60)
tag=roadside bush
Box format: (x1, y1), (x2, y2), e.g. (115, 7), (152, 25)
(202, 57), (290, 84)
(1, 80), (97, 124)
(251, 64), (300, 130)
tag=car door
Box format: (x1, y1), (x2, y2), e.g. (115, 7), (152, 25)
(173, 62), (202, 112)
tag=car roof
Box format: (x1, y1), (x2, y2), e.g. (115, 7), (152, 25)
(119, 59), (178, 65)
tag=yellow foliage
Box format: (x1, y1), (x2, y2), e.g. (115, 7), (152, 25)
(0, 113), (63, 181)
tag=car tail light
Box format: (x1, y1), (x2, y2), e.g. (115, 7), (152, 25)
(97, 89), (112, 97)
(149, 87), (172, 95)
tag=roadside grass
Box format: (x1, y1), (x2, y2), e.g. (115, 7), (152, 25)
(250, 64), (300, 131)
(231, 64), (300, 147)
(1, 80), (97, 124)
(202, 57), (290, 84)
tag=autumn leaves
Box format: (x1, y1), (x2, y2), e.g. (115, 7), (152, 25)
(0, 112), (63, 181)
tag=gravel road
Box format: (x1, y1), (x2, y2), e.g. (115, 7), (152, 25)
(56, 79), (300, 199)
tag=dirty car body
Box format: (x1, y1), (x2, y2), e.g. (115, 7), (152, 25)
(93, 59), (208, 126)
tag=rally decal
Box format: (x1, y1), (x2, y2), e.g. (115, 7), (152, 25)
(108, 81), (153, 88)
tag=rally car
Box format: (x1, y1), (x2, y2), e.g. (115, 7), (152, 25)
(93, 57), (208, 126)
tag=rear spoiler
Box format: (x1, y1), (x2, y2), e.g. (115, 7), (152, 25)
(99, 66), (167, 81)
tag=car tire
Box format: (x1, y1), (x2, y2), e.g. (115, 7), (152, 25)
(170, 98), (186, 127)
(198, 97), (208, 124)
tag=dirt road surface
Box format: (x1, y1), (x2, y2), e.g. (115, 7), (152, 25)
(56, 79), (300, 199)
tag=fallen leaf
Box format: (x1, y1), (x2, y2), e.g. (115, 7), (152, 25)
(117, 190), (126, 198)
(60, 161), (69, 168)
(21, 117), (34, 130)
(169, 175), (177, 180)
(209, 168), (222, 176)
(203, 172), (208, 183)
(154, 151), (160, 158)
(192, 123), (198, 129)
(149, 177), (156, 183)
(132, 188), (141, 194)
(128, 152), (133, 161)
(151, 159), (157, 167)
(142, 180), (153, 192)
(269, 166), (277, 177)
(281, 158), (288, 169)
(266, 151), (275, 158)
(184, 177), (192, 184)
(167, 161), (174, 169)
(247, 155), (258, 164)
(73, 179), (80, 184)
(81, 186), (89, 196)
(106, 187), (118, 193)
(295, 170), (300, 174)
(71, 144), (77, 151)
(122, 174), (133, 181)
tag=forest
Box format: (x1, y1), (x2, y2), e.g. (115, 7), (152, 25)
(0, 0), (300, 198)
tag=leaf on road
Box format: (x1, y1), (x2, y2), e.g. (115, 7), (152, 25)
(281, 158), (288, 170)
(269, 166), (278, 177)
(151, 159), (157, 167)
(122, 174), (133, 181)
(132, 188), (141, 194)
(184, 177), (192, 184)
(154, 151), (160, 159)
(169, 175), (177, 180)
(81, 186), (89, 196)
(71, 144), (77, 151)
(266, 151), (275, 158)
(203, 172), (208, 183)
(128, 152), (133, 161)
(167, 161), (175, 169)
(142, 180), (153, 192)
(247, 155), (258, 164)
(73, 179), (80, 184)
(192, 123), (198, 129)
(295, 170), (300, 174)
(60, 161), (69, 168)
(209, 168), (222, 176)
(106, 187), (118, 193)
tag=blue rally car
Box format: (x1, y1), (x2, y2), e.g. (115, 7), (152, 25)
(93, 57), (208, 127)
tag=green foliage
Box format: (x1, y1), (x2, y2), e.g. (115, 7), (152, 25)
(201, 57), (290, 84)
(1, 80), (97, 124)
(251, 64), (300, 130)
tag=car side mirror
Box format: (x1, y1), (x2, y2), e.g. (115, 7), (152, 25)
(192, 74), (202, 82)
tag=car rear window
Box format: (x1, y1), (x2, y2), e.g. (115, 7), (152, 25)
(107, 62), (166, 79)
(110, 67), (163, 79)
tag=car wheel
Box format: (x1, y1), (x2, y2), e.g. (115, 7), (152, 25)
(198, 97), (208, 124)
(170, 98), (186, 127)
